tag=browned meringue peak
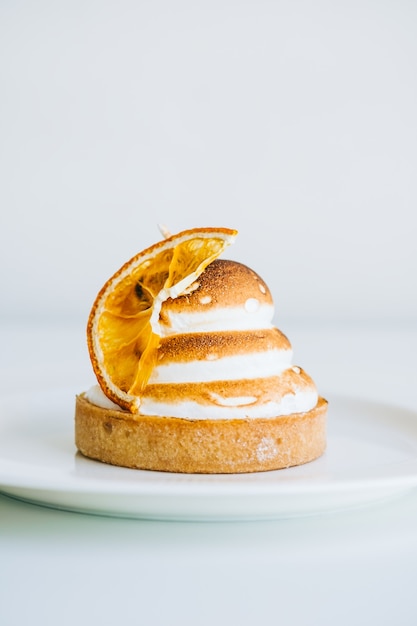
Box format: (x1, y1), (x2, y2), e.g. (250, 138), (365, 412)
(160, 258), (272, 314)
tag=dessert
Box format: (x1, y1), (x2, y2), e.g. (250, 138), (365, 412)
(75, 227), (327, 473)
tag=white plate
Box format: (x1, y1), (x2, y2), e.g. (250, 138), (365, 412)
(1, 389), (417, 521)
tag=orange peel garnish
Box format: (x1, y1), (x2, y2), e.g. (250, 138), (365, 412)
(87, 227), (238, 412)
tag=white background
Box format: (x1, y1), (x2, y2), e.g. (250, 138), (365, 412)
(1, 0), (416, 327)
(1, 5), (417, 626)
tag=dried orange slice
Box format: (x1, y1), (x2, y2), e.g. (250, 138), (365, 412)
(87, 227), (238, 412)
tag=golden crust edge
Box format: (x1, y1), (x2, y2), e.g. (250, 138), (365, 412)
(74, 394), (327, 474)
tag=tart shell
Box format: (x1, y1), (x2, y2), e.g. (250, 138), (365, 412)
(75, 394), (327, 474)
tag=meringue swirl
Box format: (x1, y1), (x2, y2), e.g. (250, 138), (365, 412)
(86, 259), (319, 420)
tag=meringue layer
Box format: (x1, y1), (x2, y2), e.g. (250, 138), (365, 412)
(86, 259), (319, 420)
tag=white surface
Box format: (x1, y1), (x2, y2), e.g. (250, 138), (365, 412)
(0, 0), (416, 324)
(1, 323), (417, 626)
(1, 392), (417, 521)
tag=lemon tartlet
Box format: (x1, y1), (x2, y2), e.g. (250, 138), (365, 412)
(75, 228), (327, 473)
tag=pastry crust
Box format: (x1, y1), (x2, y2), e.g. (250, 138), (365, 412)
(75, 394), (327, 474)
